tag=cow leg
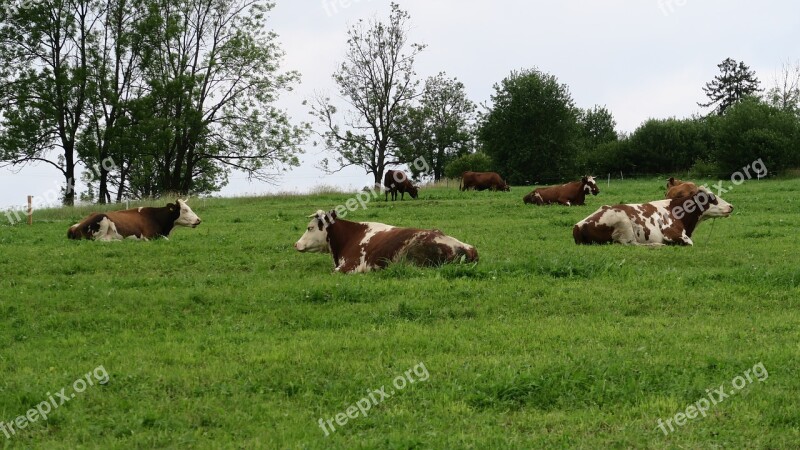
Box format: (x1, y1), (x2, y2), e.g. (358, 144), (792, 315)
(611, 220), (639, 245)
(663, 228), (693, 246)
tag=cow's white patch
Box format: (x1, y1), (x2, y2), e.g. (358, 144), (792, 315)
(174, 199), (202, 228)
(359, 222), (395, 246)
(433, 235), (473, 256)
(94, 217), (124, 241)
(295, 211), (331, 253)
(138, 207), (143, 212)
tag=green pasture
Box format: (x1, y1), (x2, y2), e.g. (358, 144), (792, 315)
(1, 177), (799, 449)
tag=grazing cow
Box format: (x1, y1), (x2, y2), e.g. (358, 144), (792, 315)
(383, 170), (419, 201)
(68, 199), (201, 241)
(573, 187), (732, 246)
(460, 171), (510, 191)
(523, 176), (599, 206)
(665, 177), (698, 199)
(294, 210), (478, 273)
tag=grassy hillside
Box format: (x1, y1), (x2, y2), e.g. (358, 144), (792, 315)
(1, 177), (799, 449)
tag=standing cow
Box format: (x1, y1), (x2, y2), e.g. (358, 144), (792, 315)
(460, 171), (510, 191)
(523, 176), (599, 206)
(383, 170), (419, 201)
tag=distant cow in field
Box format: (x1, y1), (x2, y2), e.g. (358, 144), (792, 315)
(294, 210), (478, 273)
(573, 187), (732, 246)
(665, 177), (699, 199)
(460, 171), (510, 191)
(523, 176), (599, 206)
(383, 170), (419, 201)
(67, 199), (201, 241)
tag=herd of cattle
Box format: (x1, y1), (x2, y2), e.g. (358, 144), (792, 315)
(67, 172), (733, 273)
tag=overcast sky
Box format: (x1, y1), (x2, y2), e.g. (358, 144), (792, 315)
(1, 0), (798, 209)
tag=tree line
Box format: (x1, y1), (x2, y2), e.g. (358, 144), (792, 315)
(2, 2), (798, 206)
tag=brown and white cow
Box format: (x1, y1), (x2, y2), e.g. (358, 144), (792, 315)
(665, 177), (699, 199)
(523, 176), (599, 206)
(573, 187), (733, 246)
(383, 170), (419, 201)
(67, 199), (201, 241)
(460, 171), (510, 192)
(294, 210), (478, 273)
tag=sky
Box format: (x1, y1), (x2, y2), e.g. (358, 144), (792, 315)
(1, 0), (798, 210)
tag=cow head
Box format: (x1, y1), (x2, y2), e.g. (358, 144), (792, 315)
(666, 177), (685, 189)
(173, 199), (202, 228)
(294, 210), (336, 253)
(408, 185), (419, 199)
(675, 187), (733, 220)
(582, 176), (600, 196)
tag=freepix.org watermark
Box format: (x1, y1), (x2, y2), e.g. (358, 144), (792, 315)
(1, 365), (109, 440)
(657, 0), (688, 16)
(656, 362), (768, 435)
(317, 362), (430, 437)
(321, 0), (373, 17)
(672, 158), (767, 220)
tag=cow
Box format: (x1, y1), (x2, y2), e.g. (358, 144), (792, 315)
(383, 170), (419, 201)
(294, 210), (478, 273)
(67, 199), (201, 241)
(460, 171), (510, 192)
(523, 176), (599, 206)
(665, 177), (699, 199)
(572, 187), (732, 246)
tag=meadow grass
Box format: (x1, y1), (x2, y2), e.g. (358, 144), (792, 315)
(1, 177), (799, 449)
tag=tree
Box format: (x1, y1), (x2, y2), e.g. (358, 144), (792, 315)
(577, 105), (617, 172)
(765, 59), (800, 115)
(131, 0), (305, 196)
(0, 0), (97, 206)
(311, 3), (424, 185)
(79, 0), (147, 203)
(699, 58), (762, 116)
(477, 68), (580, 184)
(711, 97), (799, 173)
(394, 73), (475, 181)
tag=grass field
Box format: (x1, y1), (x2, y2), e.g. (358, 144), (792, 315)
(1, 177), (799, 449)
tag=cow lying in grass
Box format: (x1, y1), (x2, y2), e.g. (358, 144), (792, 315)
(665, 177), (698, 199)
(573, 187), (733, 246)
(523, 176), (599, 205)
(294, 210), (478, 273)
(68, 199), (201, 241)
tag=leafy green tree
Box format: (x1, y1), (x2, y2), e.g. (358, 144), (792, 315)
(699, 58), (762, 116)
(79, 0), (148, 203)
(132, 0), (305, 195)
(394, 73), (475, 181)
(0, 0), (97, 205)
(711, 97), (799, 173)
(444, 152), (493, 180)
(312, 3), (424, 185)
(577, 105), (617, 172)
(477, 68), (580, 184)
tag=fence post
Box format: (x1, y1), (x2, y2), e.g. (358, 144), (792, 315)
(27, 195), (32, 225)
